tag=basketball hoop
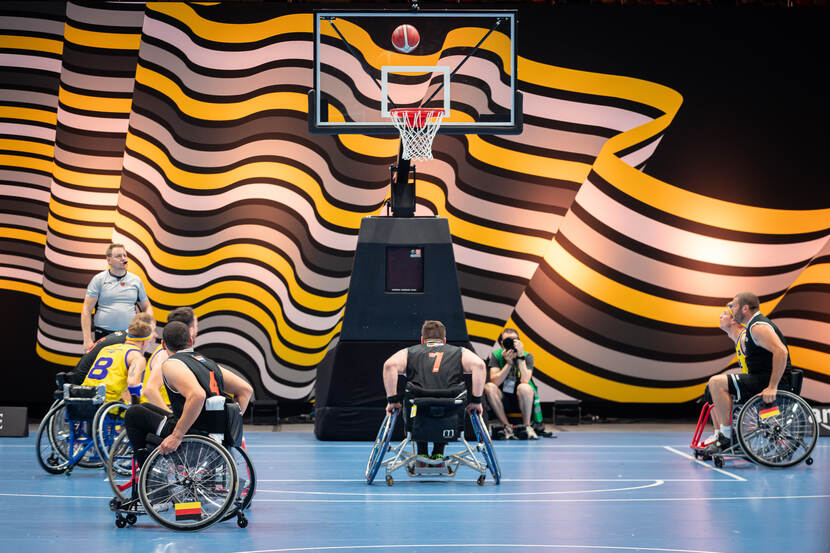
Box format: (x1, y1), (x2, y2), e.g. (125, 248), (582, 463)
(390, 108), (444, 161)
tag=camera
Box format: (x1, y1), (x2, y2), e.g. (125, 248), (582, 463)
(501, 336), (517, 351)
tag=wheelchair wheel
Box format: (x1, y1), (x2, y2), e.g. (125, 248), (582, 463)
(471, 411), (501, 484)
(736, 390), (819, 468)
(221, 444), (257, 522)
(107, 430), (136, 501)
(93, 401), (128, 463)
(49, 403), (103, 469)
(36, 405), (70, 474)
(138, 435), (238, 531)
(366, 410), (398, 485)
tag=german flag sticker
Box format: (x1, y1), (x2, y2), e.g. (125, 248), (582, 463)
(759, 406), (781, 420)
(174, 501), (202, 521)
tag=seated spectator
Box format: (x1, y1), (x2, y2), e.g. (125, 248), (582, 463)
(484, 328), (541, 440)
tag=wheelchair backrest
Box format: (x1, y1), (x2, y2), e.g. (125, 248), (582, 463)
(62, 384), (105, 420)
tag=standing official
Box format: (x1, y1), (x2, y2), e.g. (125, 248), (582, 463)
(81, 243), (153, 351)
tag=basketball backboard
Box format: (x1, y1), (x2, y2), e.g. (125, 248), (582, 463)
(309, 10), (521, 135)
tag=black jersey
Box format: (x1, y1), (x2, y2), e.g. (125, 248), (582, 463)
(745, 313), (792, 376)
(405, 341), (465, 390)
(164, 350), (225, 428)
(70, 331), (127, 384)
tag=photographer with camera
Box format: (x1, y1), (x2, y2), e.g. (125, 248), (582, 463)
(484, 328), (545, 440)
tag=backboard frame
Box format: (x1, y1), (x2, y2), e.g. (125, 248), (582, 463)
(309, 9), (522, 136)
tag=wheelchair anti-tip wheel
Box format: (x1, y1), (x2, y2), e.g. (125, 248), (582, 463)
(107, 430), (136, 501)
(366, 409), (398, 485)
(93, 401), (128, 463)
(736, 389), (818, 468)
(471, 411), (501, 484)
(138, 435), (238, 531)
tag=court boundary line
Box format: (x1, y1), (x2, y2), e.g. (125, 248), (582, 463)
(663, 446), (746, 481)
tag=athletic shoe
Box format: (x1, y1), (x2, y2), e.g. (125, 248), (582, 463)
(504, 425), (516, 440)
(703, 433), (732, 455)
(430, 453), (445, 466)
(702, 432), (718, 446)
(515, 425), (529, 440)
(526, 426), (539, 440)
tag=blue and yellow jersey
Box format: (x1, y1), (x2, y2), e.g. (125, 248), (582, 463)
(82, 343), (141, 402)
(140, 344), (171, 406)
(736, 328), (748, 373)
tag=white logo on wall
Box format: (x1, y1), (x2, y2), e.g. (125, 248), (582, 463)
(442, 429), (454, 438)
(810, 406), (830, 436)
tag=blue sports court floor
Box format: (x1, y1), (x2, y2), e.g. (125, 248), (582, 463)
(2, 429), (829, 553)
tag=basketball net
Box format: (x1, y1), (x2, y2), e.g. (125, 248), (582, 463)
(390, 108), (444, 161)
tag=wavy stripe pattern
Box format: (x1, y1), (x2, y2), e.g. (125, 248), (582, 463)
(1, 2), (828, 404)
(0, 2), (64, 300)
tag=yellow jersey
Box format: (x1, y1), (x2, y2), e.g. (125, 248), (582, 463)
(140, 345), (171, 406)
(82, 343), (141, 402)
(736, 328), (748, 373)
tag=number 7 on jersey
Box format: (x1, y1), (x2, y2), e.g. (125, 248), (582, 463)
(428, 352), (444, 373)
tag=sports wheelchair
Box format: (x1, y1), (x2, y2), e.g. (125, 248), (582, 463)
(36, 380), (126, 475)
(107, 401), (256, 531)
(690, 369), (818, 468)
(366, 379), (501, 486)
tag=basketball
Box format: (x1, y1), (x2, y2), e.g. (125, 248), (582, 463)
(391, 24), (420, 54)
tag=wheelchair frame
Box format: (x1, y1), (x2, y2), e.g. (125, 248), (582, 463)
(107, 430), (256, 530)
(36, 384), (109, 474)
(691, 389), (818, 468)
(366, 408), (501, 486)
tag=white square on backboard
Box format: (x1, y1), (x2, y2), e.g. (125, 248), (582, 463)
(380, 66), (451, 119)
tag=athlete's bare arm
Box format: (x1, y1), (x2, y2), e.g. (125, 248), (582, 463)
(751, 324), (789, 403)
(219, 366), (253, 415)
(157, 359), (205, 454)
(461, 348), (486, 414)
(383, 349), (408, 413)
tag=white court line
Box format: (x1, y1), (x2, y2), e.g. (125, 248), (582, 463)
(233, 544), (724, 553)
(256, 480), (664, 496)
(258, 478), (738, 483)
(1, 491), (828, 505)
(663, 446), (746, 482)
(248, 493), (830, 503)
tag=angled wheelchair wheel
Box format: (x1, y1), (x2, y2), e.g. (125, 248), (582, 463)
(107, 430), (136, 501)
(737, 390), (818, 468)
(36, 404), (70, 474)
(138, 435), (238, 531)
(93, 401), (128, 463)
(221, 444), (257, 522)
(471, 411), (501, 484)
(49, 404), (102, 469)
(366, 410), (398, 484)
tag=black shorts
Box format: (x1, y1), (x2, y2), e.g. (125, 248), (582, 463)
(727, 372), (791, 403)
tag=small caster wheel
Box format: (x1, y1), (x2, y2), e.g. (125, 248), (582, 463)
(64, 467), (74, 476)
(109, 497), (121, 511)
(115, 516), (127, 528)
(477, 474), (485, 486)
(385, 475), (394, 486)
(237, 514), (248, 528)
(693, 450), (702, 460)
(126, 513), (137, 525)
(806, 457), (813, 466)
(714, 457), (723, 468)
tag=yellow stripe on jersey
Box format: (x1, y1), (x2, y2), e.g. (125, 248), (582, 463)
(140, 345), (171, 406)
